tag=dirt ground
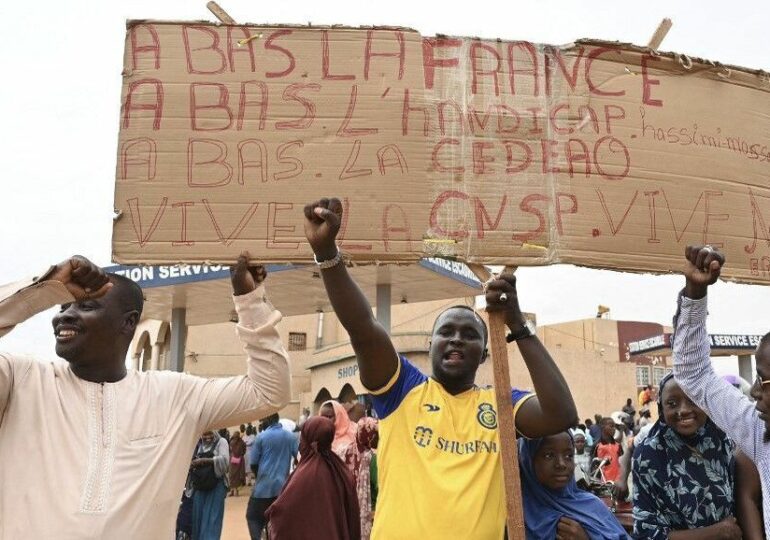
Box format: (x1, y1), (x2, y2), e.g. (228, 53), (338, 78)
(221, 490), (252, 540)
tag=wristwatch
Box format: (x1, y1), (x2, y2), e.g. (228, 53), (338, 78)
(313, 249), (343, 269)
(506, 319), (536, 342)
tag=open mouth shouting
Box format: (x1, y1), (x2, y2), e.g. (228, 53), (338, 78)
(442, 350), (465, 366)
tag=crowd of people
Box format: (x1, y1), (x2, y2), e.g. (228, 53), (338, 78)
(174, 399), (380, 540)
(1, 196), (770, 539)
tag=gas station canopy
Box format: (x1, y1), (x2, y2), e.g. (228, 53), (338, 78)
(105, 258), (483, 325)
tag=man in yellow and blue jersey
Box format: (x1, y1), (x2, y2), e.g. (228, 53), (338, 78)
(303, 197), (578, 540)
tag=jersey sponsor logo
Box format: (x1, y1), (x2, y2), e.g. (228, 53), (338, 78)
(413, 426), (434, 448)
(477, 403), (498, 430)
(436, 437), (498, 455)
(412, 426), (498, 455)
(423, 403), (441, 412)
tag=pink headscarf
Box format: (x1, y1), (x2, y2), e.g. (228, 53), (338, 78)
(356, 417), (379, 540)
(322, 400), (358, 454)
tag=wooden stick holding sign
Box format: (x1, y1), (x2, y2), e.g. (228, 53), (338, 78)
(647, 18), (673, 49)
(206, 1), (237, 24)
(468, 263), (525, 539)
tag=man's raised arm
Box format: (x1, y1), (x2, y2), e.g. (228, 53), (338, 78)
(0, 256), (110, 338)
(302, 198), (398, 391)
(486, 274), (578, 438)
(192, 255), (291, 431)
(673, 245), (761, 457)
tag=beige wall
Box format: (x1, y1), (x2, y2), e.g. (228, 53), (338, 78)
(307, 325), (637, 422)
(131, 296), (641, 427)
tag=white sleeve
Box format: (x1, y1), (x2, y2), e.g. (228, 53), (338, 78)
(0, 277), (74, 338)
(672, 294), (763, 459)
(187, 284), (291, 432)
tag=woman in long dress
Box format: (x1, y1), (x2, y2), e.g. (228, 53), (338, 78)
(355, 417), (379, 540)
(266, 416), (360, 540)
(243, 425), (256, 486)
(190, 430), (230, 540)
(228, 431), (247, 496)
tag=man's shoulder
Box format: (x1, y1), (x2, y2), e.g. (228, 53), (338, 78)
(0, 352), (66, 377)
(0, 351), (53, 365)
(263, 425), (289, 437)
(274, 426), (295, 439)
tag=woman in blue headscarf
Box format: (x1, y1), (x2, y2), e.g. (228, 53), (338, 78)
(519, 431), (630, 539)
(632, 373), (739, 539)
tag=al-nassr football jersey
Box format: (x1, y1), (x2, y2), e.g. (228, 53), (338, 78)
(371, 355), (533, 540)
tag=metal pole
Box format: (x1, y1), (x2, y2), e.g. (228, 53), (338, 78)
(738, 354), (753, 383)
(169, 307), (188, 372)
(376, 282), (391, 334)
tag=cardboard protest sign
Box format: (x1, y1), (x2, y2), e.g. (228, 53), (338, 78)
(113, 22), (770, 284)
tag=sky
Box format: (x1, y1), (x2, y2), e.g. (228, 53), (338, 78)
(1, 0), (768, 366)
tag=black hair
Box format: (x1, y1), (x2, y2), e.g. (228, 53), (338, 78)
(432, 305), (488, 346)
(759, 332), (770, 350)
(261, 413), (279, 426)
(107, 273), (144, 318)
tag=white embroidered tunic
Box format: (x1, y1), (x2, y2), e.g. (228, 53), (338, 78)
(0, 277), (290, 539)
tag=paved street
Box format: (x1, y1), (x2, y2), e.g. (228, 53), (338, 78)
(221, 491), (251, 540)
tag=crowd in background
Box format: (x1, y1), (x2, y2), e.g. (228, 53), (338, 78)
(176, 370), (767, 540)
(177, 400), (379, 540)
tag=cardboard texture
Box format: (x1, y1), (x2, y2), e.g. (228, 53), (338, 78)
(113, 22), (770, 283)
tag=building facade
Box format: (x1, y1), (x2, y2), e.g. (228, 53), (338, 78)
(129, 296), (669, 426)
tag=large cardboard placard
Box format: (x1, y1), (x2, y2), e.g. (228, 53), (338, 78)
(113, 22), (770, 283)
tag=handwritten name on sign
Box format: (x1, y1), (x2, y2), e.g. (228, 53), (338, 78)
(113, 22), (770, 284)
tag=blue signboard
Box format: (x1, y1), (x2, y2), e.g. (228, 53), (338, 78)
(104, 263), (296, 289)
(419, 258), (482, 289)
(106, 258), (482, 290)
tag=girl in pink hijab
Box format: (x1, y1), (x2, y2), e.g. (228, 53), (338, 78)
(320, 400), (359, 476)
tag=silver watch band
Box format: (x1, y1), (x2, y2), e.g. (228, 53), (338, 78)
(314, 249), (343, 269)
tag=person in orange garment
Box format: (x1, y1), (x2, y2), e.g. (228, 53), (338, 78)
(592, 416), (624, 483)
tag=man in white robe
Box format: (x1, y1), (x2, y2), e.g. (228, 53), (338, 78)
(0, 254), (291, 539)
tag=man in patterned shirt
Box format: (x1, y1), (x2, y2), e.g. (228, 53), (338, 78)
(673, 244), (770, 534)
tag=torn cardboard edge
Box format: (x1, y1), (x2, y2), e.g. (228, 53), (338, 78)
(124, 19), (770, 89)
(116, 21), (766, 282)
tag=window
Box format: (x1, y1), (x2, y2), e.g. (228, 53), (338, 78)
(653, 367), (671, 385)
(636, 366), (651, 387)
(288, 332), (307, 351)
